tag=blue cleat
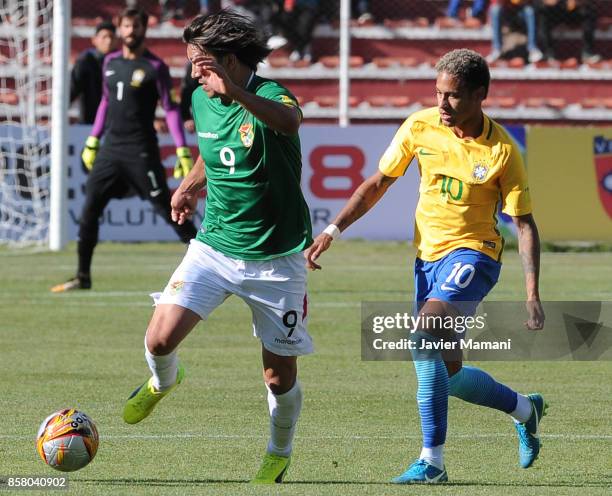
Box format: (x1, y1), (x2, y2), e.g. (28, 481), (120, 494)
(391, 459), (448, 484)
(515, 393), (548, 468)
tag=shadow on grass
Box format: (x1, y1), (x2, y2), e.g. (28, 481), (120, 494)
(76, 478), (610, 488)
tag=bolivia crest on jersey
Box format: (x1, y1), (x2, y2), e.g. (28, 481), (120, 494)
(594, 135), (612, 219)
(130, 69), (146, 87)
(239, 123), (254, 148)
(472, 162), (489, 182)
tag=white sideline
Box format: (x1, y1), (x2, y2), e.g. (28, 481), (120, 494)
(6, 433), (611, 440)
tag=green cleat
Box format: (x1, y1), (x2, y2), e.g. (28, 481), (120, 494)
(123, 365), (185, 424)
(251, 453), (291, 484)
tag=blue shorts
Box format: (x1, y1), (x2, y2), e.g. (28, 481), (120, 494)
(414, 248), (501, 315)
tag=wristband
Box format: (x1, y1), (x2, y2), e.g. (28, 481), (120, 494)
(323, 224), (341, 240)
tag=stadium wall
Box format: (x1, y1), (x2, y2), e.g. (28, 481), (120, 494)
(63, 124), (612, 242)
(528, 127), (612, 241)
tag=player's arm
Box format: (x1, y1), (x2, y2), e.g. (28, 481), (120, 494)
(192, 55), (300, 135)
(512, 214), (545, 330)
(156, 60), (194, 178)
(501, 141), (544, 330)
(80, 58), (110, 171)
(305, 171), (397, 270)
(171, 155), (206, 225)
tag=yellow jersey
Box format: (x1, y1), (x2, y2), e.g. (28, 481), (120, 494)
(379, 107), (532, 262)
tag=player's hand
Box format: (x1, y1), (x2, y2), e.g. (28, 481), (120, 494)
(191, 55), (237, 98)
(525, 299), (545, 330)
(170, 187), (198, 225)
(184, 119), (195, 133)
(305, 233), (334, 271)
(174, 147), (194, 178)
(80, 136), (100, 172)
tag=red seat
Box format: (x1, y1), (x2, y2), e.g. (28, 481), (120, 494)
(560, 58), (579, 69)
(463, 17), (483, 29)
(581, 98), (602, 109)
(508, 57), (525, 69)
(313, 95), (359, 107)
(268, 57), (290, 68)
(419, 97), (437, 108)
(319, 56), (364, 69)
(366, 96), (410, 107)
(524, 97), (545, 108)
(0, 92), (19, 105)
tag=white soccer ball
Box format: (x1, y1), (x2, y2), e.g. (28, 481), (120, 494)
(36, 409), (99, 472)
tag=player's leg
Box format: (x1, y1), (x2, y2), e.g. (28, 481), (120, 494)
(252, 347), (301, 484)
(123, 240), (231, 424)
(239, 252), (312, 483)
(51, 150), (124, 292)
(124, 144), (197, 243)
(393, 296), (452, 484)
(429, 249), (547, 468)
(392, 258), (449, 483)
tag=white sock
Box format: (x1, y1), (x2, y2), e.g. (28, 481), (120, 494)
(511, 393), (533, 423)
(420, 445), (444, 470)
(144, 338), (178, 391)
(266, 381), (303, 457)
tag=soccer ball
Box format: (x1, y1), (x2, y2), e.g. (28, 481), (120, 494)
(36, 409), (99, 472)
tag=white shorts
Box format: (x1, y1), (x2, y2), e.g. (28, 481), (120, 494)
(157, 240), (313, 356)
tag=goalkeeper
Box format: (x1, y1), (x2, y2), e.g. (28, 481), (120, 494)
(52, 7), (197, 293)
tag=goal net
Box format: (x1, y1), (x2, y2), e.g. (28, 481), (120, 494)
(0, 0), (54, 246)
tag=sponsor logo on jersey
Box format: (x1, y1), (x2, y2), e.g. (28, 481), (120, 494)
(239, 123), (254, 148)
(130, 69), (146, 87)
(105, 70), (115, 76)
(198, 131), (218, 139)
(594, 135), (612, 219)
(169, 280), (184, 295)
(472, 162), (489, 182)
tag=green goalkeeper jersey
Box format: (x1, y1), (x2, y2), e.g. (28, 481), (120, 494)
(192, 75), (312, 260)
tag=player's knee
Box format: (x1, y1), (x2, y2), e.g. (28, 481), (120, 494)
(445, 360), (462, 377)
(145, 328), (176, 356)
(263, 366), (297, 395)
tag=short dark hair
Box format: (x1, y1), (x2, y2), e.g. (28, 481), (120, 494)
(183, 9), (272, 71)
(435, 49), (490, 97)
(95, 20), (116, 35)
(118, 7), (149, 27)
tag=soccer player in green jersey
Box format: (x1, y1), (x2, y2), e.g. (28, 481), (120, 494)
(123, 10), (313, 484)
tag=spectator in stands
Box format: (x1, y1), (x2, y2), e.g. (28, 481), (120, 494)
(160, 0), (186, 21)
(352, 0), (373, 24)
(536, 0), (600, 64)
(277, 0), (320, 62)
(447, 0), (489, 21)
(488, 0), (544, 63)
(70, 21), (117, 124)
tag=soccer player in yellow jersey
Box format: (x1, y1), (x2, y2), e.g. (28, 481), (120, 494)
(306, 49), (546, 483)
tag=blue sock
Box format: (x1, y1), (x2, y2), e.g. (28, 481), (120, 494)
(412, 335), (449, 448)
(448, 365), (518, 413)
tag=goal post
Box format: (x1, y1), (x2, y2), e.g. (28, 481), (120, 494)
(49, 0), (70, 251)
(0, 0), (70, 249)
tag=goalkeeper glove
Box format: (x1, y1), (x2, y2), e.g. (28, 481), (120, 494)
(80, 136), (100, 172)
(174, 146), (194, 178)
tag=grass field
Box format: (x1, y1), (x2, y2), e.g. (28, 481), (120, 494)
(1, 241), (611, 495)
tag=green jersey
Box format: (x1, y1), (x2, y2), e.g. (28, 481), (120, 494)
(192, 75), (312, 260)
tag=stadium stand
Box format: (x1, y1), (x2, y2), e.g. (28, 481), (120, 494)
(2, 0), (612, 124)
